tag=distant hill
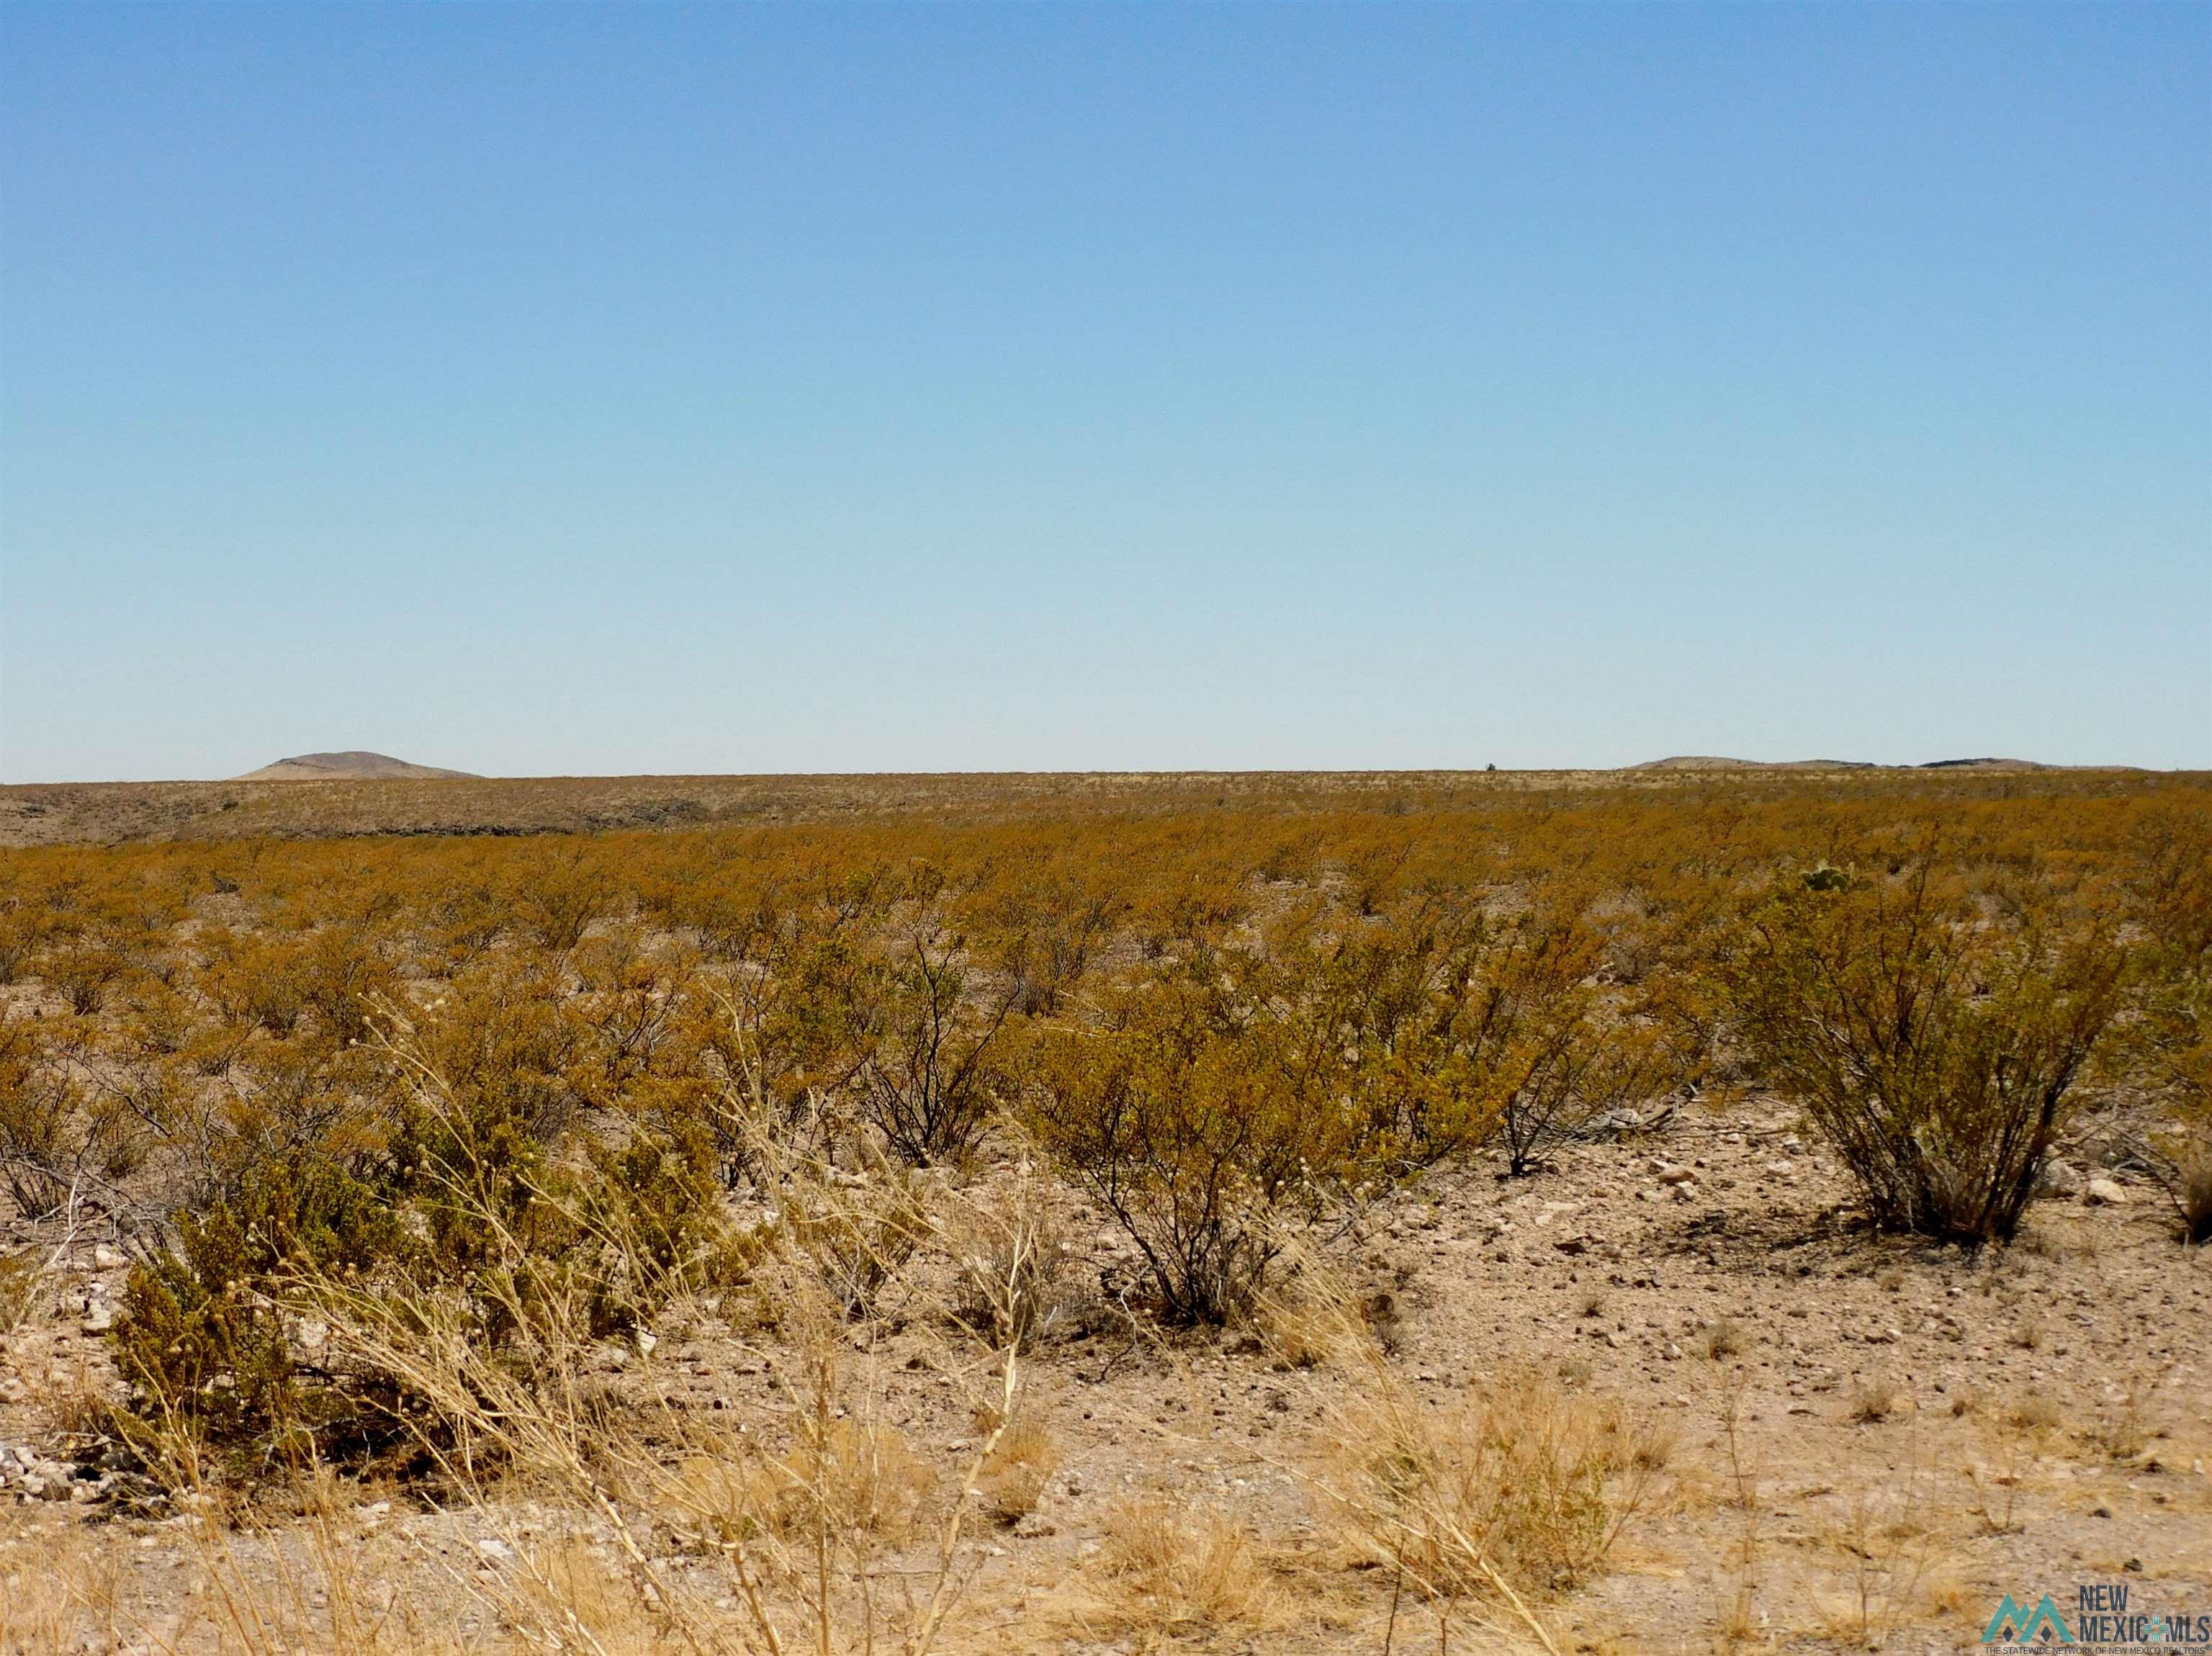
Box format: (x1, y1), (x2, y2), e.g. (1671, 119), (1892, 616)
(233, 751), (477, 782)
(1629, 755), (2056, 773)
(1629, 756), (1875, 771)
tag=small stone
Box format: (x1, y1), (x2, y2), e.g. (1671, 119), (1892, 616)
(476, 1536), (518, 1562)
(2085, 1178), (2131, 1207)
(91, 1246), (124, 1272)
(80, 1302), (114, 1336)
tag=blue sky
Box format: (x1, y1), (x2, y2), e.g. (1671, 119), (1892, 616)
(2, 4), (2206, 781)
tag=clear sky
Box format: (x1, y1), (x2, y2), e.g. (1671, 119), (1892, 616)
(2, 4), (2206, 782)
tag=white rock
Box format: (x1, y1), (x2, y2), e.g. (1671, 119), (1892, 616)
(2085, 1178), (2131, 1207)
(91, 1246), (124, 1272)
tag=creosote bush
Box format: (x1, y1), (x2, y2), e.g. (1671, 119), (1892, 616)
(1022, 914), (1503, 1325)
(1723, 860), (2127, 1243)
(112, 1005), (743, 1479)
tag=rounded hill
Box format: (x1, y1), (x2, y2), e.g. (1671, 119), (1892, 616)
(232, 751), (477, 781)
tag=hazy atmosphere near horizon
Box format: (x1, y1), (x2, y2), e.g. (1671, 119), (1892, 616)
(2, 4), (2207, 781)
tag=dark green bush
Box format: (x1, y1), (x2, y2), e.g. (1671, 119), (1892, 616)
(113, 1156), (405, 1473)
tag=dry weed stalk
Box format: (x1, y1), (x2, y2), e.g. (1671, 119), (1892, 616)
(1963, 1398), (2048, 1538)
(0, 1176), (92, 1338)
(1812, 1411), (1941, 1651)
(1706, 1367), (1764, 1647)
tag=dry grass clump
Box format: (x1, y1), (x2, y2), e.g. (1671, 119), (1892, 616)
(1325, 1368), (1653, 1602)
(1846, 1377), (1899, 1424)
(975, 1416), (1059, 1524)
(1084, 1493), (1280, 1636)
(1267, 1259), (1657, 1613)
(1258, 1266), (1375, 1372)
(942, 1153), (1076, 1351)
(670, 1414), (939, 1549)
(1699, 1318), (1744, 1361)
(0, 1526), (111, 1655)
(494, 1535), (658, 1656)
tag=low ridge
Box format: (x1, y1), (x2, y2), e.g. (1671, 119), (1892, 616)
(1629, 755), (1875, 771)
